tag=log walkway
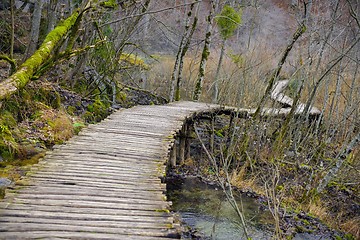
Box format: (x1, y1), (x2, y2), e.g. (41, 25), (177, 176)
(0, 85), (320, 239)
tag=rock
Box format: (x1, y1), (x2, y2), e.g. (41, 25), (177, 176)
(0, 178), (12, 198)
(0, 178), (12, 187)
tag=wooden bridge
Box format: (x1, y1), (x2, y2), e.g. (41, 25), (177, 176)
(0, 102), (227, 239)
(0, 85), (320, 239)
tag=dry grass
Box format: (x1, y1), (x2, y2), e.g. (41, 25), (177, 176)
(341, 218), (360, 239)
(306, 200), (330, 223)
(230, 171), (265, 195)
(38, 109), (74, 144)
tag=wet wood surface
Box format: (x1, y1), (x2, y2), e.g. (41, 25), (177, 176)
(0, 99), (320, 239)
(0, 102), (224, 239)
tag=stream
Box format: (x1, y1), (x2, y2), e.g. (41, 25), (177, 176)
(167, 176), (334, 240)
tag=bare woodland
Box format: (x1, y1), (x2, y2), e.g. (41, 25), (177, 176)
(0, 0), (359, 239)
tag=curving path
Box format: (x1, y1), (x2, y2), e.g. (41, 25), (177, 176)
(0, 98), (319, 239)
(0, 101), (226, 239)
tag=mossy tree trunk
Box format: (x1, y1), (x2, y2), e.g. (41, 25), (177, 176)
(0, 9), (82, 102)
(193, 0), (217, 101)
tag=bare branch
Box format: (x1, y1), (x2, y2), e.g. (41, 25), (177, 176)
(100, 0), (202, 27)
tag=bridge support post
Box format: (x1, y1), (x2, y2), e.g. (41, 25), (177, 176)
(185, 122), (193, 160)
(209, 116), (215, 154)
(227, 112), (235, 144)
(170, 142), (177, 167)
(178, 124), (187, 165)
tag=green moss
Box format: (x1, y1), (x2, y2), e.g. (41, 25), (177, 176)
(66, 106), (77, 115)
(73, 122), (85, 135)
(84, 98), (110, 123)
(119, 53), (150, 70)
(302, 219), (310, 225)
(19, 152), (46, 166)
(0, 187), (5, 199)
(34, 87), (61, 109)
(0, 112), (19, 160)
(155, 209), (170, 213)
(295, 225), (306, 233)
(214, 129), (224, 138)
(276, 185), (284, 192)
(116, 91), (127, 103)
(344, 234), (355, 240)
(100, 0), (118, 8)
(0, 111), (17, 128)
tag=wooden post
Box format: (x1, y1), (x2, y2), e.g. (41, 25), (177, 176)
(170, 142), (177, 167)
(227, 112), (235, 144)
(209, 115), (215, 154)
(185, 122), (193, 160)
(178, 124), (187, 165)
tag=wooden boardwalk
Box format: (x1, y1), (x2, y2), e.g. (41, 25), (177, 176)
(0, 95), (319, 239)
(0, 101), (226, 240)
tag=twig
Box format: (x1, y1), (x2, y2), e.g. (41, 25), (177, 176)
(194, 122), (250, 239)
(100, 0), (202, 27)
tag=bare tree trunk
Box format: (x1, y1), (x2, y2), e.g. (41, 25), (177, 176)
(68, 22), (95, 87)
(10, 0), (14, 59)
(213, 39), (225, 103)
(193, 0), (217, 101)
(341, 59), (359, 136)
(169, 0), (193, 102)
(175, 3), (199, 101)
(25, 0), (43, 59)
(302, 36), (360, 120)
(317, 132), (360, 193)
(47, 0), (59, 33)
(253, 22), (306, 119)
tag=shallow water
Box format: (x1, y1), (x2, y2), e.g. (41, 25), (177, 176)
(167, 177), (273, 239)
(167, 177), (328, 240)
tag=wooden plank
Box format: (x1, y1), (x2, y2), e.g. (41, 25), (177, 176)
(0, 231), (178, 240)
(28, 169), (162, 180)
(0, 223), (178, 237)
(0, 210), (173, 223)
(30, 172), (162, 181)
(10, 184), (165, 196)
(10, 181), (165, 191)
(7, 193), (168, 206)
(31, 165), (166, 175)
(0, 217), (171, 229)
(27, 175), (165, 186)
(1, 205), (169, 217)
(3, 199), (169, 211)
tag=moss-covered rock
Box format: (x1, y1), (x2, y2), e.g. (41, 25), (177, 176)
(34, 87), (61, 109)
(84, 98), (111, 123)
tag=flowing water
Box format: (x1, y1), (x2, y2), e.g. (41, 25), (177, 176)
(167, 177), (331, 240)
